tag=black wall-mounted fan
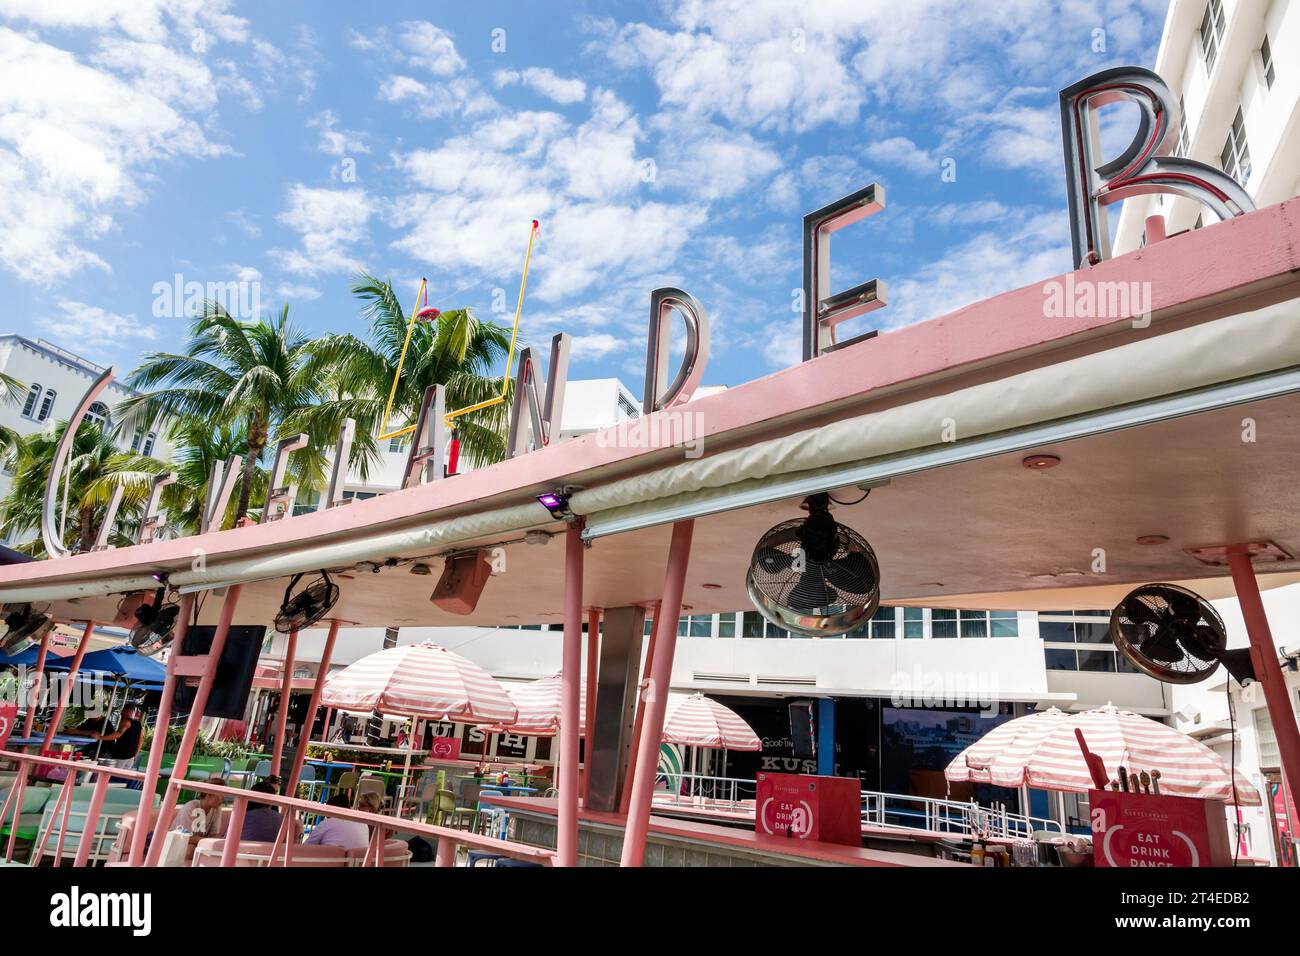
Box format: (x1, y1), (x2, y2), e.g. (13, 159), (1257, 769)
(274, 570), (339, 633)
(745, 493), (880, 638)
(128, 588), (181, 657)
(1, 604), (53, 654)
(1110, 583), (1255, 685)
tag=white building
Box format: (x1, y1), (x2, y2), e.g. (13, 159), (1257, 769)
(0, 334), (177, 541)
(1114, 0), (1300, 251)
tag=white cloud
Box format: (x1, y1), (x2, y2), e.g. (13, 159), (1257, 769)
(308, 110), (370, 156)
(37, 298), (156, 349)
(0, 0), (250, 43)
(397, 21), (467, 76)
(271, 185), (371, 277)
(496, 67), (587, 104)
(650, 113), (782, 201)
(569, 333), (621, 360)
(864, 135), (934, 173)
(0, 26), (230, 283)
(276, 282), (321, 302)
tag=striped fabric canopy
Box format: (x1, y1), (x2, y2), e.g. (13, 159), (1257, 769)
(662, 693), (761, 751)
(319, 641), (517, 725)
(496, 673), (586, 736)
(945, 705), (1260, 805)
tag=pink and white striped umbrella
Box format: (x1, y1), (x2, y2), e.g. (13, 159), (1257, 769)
(662, 693), (761, 751)
(495, 673), (586, 736)
(945, 704), (1260, 805)
(320, 641), (517, 725)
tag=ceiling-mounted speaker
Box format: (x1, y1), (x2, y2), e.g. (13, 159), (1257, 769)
(431, 551), (492, 615)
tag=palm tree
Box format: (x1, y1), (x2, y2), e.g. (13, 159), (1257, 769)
(0, 421), (169, 555)
(295, 274), (516, 470)
(158, 420), (266, 535)
(121, 303), (337, 523)
(0, 369), (28, 465)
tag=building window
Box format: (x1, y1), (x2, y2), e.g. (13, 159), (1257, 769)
(739, 610), (786, 639)
(1175, 96), (1189, 157)
(85, 401), (109, 429)
(679, 614), (713, 638)
(902, 607), (924, 638)
(388, 434), (409, 453)
(616, 392), (639, 419)
(20, 384), (41, 419)
(931, 608), (957, 638)
(1200, 0), (1224, 74)
(717, 613), (736, 638)
(1039, 611), (1137, 672)
(141, 432), (157, 456)
(1220, 107), (1251, 184)
(36, 389), (56, 422)
(1261, 35), (1275, 89)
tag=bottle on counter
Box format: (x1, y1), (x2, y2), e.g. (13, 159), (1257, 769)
(970, 840), (985, 867)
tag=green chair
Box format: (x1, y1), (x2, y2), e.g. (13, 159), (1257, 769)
(0, 784), (53, 846)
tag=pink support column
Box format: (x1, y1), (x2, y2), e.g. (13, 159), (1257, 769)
(221, 795), (248, 867)
(620, 521), (694, 867)
(129, 594), (194, 866)
(582, 607), (600, 802)
(270, 629), (299, 778)
(1144, 213), (1167, 245)
(435, 836), (455, 866)
(557, 522), (584, 867)
(1228, 550), (1300, 810)
(3, 771), (26, 861)
(621, 600), (661, 815)
(72, 770), (111, 867)
(283, 619), (342, 799)
(41, 621), (95, 752)
(146, 585), (242, 866)
(21, 626), (53, 738)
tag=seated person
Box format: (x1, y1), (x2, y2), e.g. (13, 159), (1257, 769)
(240, 781), (301, 842)
(173, 789), (226, 848)
(303, 794), (370, 850)
(80, 704), (144, 768)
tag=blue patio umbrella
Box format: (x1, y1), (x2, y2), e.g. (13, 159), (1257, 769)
(43, 643), (166, 689)
(0, 646), (44, 668)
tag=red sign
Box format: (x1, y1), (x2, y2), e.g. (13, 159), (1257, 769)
(0, 703), (16, 750)
(1090, 789), (1231, 867)
(756, 772), (860, 846)
(429, 737), (461, 761)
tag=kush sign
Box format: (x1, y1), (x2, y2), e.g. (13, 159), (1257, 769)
(1089, 789), (1231, 867)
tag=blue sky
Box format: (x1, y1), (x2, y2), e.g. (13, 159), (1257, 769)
(0, 0), (1169, 395)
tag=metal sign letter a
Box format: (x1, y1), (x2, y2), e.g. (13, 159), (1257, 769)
(802, 183), (887, 361)
(1059, 65), (1254, 269)
(508, 333), (570, 457)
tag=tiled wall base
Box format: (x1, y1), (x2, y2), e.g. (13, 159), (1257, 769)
(510, 810), (836, 867)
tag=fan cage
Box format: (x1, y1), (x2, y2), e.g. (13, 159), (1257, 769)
(746, 516), (881, 638)
(274, 577), (341, 633)
(1109, 583), (1227, 684)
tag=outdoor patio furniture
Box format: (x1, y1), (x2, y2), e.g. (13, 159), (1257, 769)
(191, 838), (348, 868)
(0, 783), (53, 845)
(334, 770), (359, 801)
(31, 783), (155, 865)
(354, 773), (387, 810)
(344, 839), (412, 867)
(475, 788), (509, 840)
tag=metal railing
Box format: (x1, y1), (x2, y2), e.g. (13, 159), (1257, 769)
(1, 748), (145, 866)
(653, 772), (1064, 838)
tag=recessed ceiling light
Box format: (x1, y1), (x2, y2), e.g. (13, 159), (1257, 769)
(1022, 453), (1061, 470)
(1136, 534), (1169, 546)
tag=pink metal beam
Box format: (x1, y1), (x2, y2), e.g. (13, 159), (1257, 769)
(220, 795), (249, 867)
(21, 625), (53, 738)
(557, 522), (584, 866)
(145, 584), (242, 866)
(129, 593), (194, 866)
(283, 618), (342, 798)
(1228, 550), (1300, 812)
(41, 621), (94, 752)
(270, 628), (299, 778)
(620, 521), (694, 867)
(72, 771), (112, 868)
(582, 607), (600, 802)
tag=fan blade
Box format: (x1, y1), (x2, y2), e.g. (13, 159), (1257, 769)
(1180, 624), (1224, 662)
(1125, 593), (1167, 626)
(1142, 624), (1186, 665)
(1164, 590), (1202, 622)
(787, 568), (837, 611)
(823, 551), (875, 593)
(756, 550), (795, 575)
